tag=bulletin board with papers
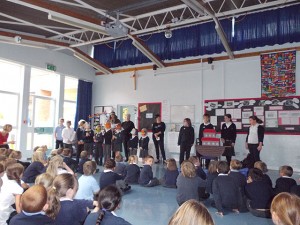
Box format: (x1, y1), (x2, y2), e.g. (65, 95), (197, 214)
(138, 102), (162, 131)
(204, 96), (300, 134)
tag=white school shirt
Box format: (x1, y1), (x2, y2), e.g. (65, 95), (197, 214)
(0, 174), (23, 225)
(225, 122), (232, 128)
(62, 127), (75, 144)
(75, 175), (100, 200)
(248, 124), (259, 144)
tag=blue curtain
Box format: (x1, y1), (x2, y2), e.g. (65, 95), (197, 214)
(94, 4), (300, 68)
(74, 80), (93, 130)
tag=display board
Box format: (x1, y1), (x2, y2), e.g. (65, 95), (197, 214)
(138, 102), (161, 131)
(261, 51), (296, 98)
(92, 106), (113, 129)
(204, 96), (300, 134)
(170, 105), (195, 123)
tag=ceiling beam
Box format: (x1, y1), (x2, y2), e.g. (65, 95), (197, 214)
(128, 34), (165, 68)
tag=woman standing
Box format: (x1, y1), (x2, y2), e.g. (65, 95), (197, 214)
(0, 124), (14, 149)
(178, 118), (195, 165)
(245, 116), (264, 168)
(198, 114), (214, 168)
(152, 114), (166, 163)
(221, 114), (237, 165)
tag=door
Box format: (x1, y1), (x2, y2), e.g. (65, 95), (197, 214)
(27, 95), (56, 151)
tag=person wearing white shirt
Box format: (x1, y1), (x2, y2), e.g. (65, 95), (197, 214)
(245, 116), (265, 168)
(62, 121), (75, 149)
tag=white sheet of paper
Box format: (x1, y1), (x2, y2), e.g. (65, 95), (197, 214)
(226, 109), (234, 116)
(254, 107), (264, 116)
(242, 111), (253, 119)
(233, 109), (242, 119)
(265, 111), (278, 119)
(210, 116), (218, 126)
(265, 119), (278, 128)
(235, 122), (242, 130)
(216, 109), (225, 116)
(146, 113), (153, 119)
(242, 119), (250, 124)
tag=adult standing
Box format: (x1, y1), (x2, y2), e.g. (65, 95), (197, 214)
(221, 114), (237, 165)
(245, 116), (265, 168)
(109, 112), (121, 128)
(62, 121), (75, 149)
(0, 124), (14, 149)
(76, 119), (86, 162)
(178, 118), (195, 165)
(198, 114), (214, 168)
(54, 118), (65, 149)
(152, 114), (166, 163)
(121, 114), (135, 160)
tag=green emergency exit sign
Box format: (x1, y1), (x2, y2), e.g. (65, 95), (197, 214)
(46, 63), (56, 71)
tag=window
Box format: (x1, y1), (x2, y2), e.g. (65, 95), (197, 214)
(63, 76), (78, 126)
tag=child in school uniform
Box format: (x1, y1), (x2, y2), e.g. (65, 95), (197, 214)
(8, 151), (30, 170)
(35, 173), (54, 189)
(94, 125), (104, 166)
(46, 155), (74, 177)
(75, 161), (100, 201)
(139, 155), (160, 187)
(212, 161), (241, 216)
(83, 123), (94, 159)
(99, 159), (131, 193)
(48, 173), (95, 225)
(83, 185), (132, 225)
(274, 165), (297, 194)
(189, 156), (206, 180)
(161, 158), (179, 188)
(0, 163), (24, 225)
(103, 122), (113, 162)
(78, 150), (90, 174)
(125, 155), (140, 184)
(112, 123), (123, 159)
(139, 128), (149, 163)
(206, 161), (218, 194)
(176, 160), (206, 206)
(61, 148), (78, 172)
(22, 151), (47, 183)
(128, 129), (138, 156)
(245, 168), (274, 218)
(254, 161), (272, 187)
(114, 155), (126, 178)
(9, 185), (55, 225)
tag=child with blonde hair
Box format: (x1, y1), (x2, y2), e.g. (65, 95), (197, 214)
(206, 160), (218, 194)
(168, 199), (214, 225)
(46, 155), (74, 178)
(125, 155), (140, 184)
(0, 163), (24, 224)
(254, 161), (272, 187)
(9, 150), (30, 169)
(35, 173), (54, 189)
(176, 160), (206, 205)
(78, 150), (90, 174)
(48, 173), (94, 225)
(161, 158), (179, 188)
(22, 151), (47, 183)
(9, 185), (55, 225)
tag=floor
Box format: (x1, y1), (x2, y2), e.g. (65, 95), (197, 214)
(94, 164), (299, 225)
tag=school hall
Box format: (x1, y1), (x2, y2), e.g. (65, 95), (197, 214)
(0, 1), (300, 225)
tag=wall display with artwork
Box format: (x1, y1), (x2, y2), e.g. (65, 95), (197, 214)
(92, 106), (113, 129)
(204, 96), (300, 134)
(261, 50), (296, 98)
(138, 102), (162, 131)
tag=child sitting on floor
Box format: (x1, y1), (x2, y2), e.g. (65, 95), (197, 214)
(274, 165), (297, 194)
(35, 173), (54, 189)
(61, 148), (78, 172)
(161, 158), (179, 188)
(139, 155), (160, 187)
(9, 185), (55, 225)
(114, 154), (126, 178)
(22, 151), (47, 184)
(75, 161), (100, 200)
(189, 156), (206, 180)
(125, 155), (140, 184)
(206, 161), (218, 194)
(78, 151), (90, 174)
(254, 161), (272, 187)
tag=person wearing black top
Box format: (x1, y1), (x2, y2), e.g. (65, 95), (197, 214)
(152, 114), (166, 163)
(274, 165), (297, 194)
(245, 116), (265, 168)
(121, 114), (135, 160)
(198, 114), (214, 168)
(76, 120), (86, 163)
(178, 118), (195, 165)
(221, 114), (237, 164)
(109, 111), (121, 127)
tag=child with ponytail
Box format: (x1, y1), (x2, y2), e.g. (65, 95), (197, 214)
(47, 173), (95, 225)
(0, 163), (24, 225)
(84, 185), (132, 225)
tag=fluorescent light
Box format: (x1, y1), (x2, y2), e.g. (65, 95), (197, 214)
(132, 40), (165, 68)
(0, 36), (47, 49)
(73, 52), (112, 74)
(48, 13), (107, 35)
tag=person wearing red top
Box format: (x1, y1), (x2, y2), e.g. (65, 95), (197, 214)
(0, 124), (14, 149)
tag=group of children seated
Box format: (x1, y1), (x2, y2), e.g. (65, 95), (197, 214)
(0, 143), (300, 225)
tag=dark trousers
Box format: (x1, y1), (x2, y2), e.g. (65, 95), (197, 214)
(246, 200), (271, 218)
(248, 144), (260, 168)
(55, 140), (63, 149)
(143, 178), (160, 187)
(196, 148), (210, 169)
(153, 137), (166, 160)
(63, 143), (73, 149)
(123, 139), (129, 160)
(76, 144), (84, 163)
(179, 144), (192, 165)
(94, 142), (103, 165)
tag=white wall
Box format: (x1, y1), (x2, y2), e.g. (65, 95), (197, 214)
(93, 51), (300, 171)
